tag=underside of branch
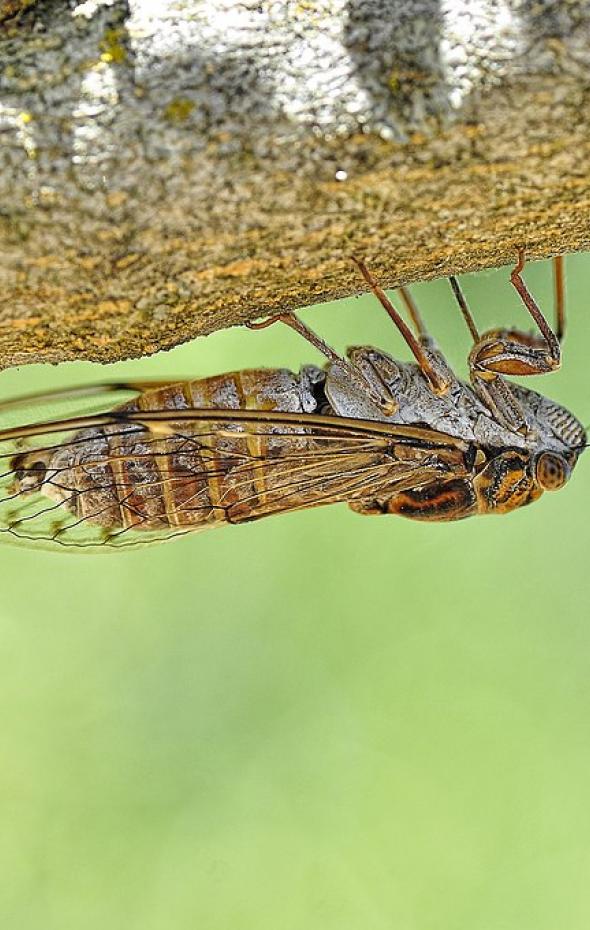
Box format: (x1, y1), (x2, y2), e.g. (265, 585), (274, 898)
(1, 0), (589, 368)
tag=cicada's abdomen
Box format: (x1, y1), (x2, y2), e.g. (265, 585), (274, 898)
(27, 368), (326, 533)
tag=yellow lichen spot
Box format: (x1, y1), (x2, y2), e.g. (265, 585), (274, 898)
(210, 130), (232, 146)
(115, 253), (141, 271)
(99, 28), (127, 64)
(78, 256), (101, 271)
(546, 37), (564, 55)
(294, 0), (317, 13)
(164, 98), (195, 123)
(94, 299), (132, 315)
(19, 111), (33, 124)
(79, 57), (101, 72)
(30, 254), (61, 268)
(106, 190), (128, 209)
(9, 317), (41, 330)
(388, 70), (400, 93)
(39, 186), (58, 205)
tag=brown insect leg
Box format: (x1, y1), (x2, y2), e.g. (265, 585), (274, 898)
(448, 276), (480, 343)
(397, 286), (429, 341)
(351, 256), (448, 394)
(449, 274), (527, 433)
(469, 375), (527, 434)
(248, 311), (396, 412)
(247, 313), (341, 363)
(246, 315), (282, 331)
(554, 254), (565, 343)
(510, 248), (560, 365)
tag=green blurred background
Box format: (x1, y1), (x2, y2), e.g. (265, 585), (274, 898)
(0, 255), (589, 930)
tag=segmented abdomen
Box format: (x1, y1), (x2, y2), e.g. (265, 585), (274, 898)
(46, 368), (324, 532)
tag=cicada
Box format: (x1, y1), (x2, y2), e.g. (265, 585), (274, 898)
(0, 250), (585, 551)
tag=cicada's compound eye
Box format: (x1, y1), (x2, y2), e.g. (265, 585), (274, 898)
(535, 451), (571, 491)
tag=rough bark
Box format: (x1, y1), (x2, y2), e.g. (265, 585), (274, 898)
(1, 0), (589, 369)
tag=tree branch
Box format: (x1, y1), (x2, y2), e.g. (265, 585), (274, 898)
(1, 0), (590, 368)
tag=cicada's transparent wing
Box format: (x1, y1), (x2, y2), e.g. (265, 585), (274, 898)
(0, 382), (140, 551)
(0, 380), (180, 428)
(0, 405), (469, 552)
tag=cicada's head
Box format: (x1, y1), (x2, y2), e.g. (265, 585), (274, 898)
(519, 390), (587, 492)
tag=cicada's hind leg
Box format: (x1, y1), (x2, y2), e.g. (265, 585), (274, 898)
(506, 248), (562, 366)
(351, 257), (455, 396)
(449, 250), (564, 433)
(247, 310), (398, 414)
(247, 312), (342, 363)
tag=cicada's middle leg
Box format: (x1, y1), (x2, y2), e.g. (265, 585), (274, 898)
(351, 257), (455, 396)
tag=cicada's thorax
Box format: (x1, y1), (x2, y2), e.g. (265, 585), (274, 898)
(323, 349), (528, 450)
(322, 349), (550, 521)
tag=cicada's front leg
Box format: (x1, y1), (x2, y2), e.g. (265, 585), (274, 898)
(471, 249), (561, 376)
(449, 251), (564, 433)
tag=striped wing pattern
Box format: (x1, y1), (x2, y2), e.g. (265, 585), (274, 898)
(0, 386), (468, 551)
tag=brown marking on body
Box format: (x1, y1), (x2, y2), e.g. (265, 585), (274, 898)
(474, 450), (543, 514)
(384, 477), (478, 521)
